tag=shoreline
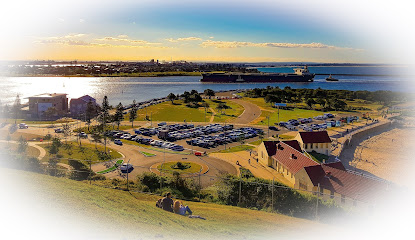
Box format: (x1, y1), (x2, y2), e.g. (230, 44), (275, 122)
(1, 72), (203, 78)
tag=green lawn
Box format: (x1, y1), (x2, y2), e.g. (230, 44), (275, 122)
(158, 161), (202, 174)
(127, 99), (244, 123)
(3, 169), (317, 239)
(73, 124), (134, 133)
(249, 138), (271, 146)
(135, 100), (206, 122)
(307, 151), (329, 163)
(215, 144), (255, 153)
(243, 97), (347, 126)
(140, 151), (156, 157)
(1, 118), (75, 124)
(203, 99), (245, 123)
(43, 141), (122, 164)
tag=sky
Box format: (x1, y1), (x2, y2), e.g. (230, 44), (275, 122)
(0, 0), (414, 63)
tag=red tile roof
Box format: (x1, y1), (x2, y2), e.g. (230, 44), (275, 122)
(263, 140), (302, 156)
(298, 131), (331, 144)
(272, 141), (319, 174)
(304, 164), (388, 202)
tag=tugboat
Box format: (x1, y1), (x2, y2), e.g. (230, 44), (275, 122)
(326, 74), (339, 81)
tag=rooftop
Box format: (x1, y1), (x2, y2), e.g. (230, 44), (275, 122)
(297, 131), (331, 144)
(29, 93), (67, 98)
(263, 140), (302, 156)
(272, 141), (319, 174)
(304, 164), (388, 202)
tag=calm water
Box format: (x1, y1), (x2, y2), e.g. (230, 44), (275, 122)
(0, 66), (413, 106)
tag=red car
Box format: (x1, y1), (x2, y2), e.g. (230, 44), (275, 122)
(194, 151), (202, 156)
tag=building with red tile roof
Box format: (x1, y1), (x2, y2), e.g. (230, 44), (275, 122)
(257, 140), (302, 167)
(294, 131), (332, 155)
(271, 141), (320, 185)
(296, 162), (389, 206)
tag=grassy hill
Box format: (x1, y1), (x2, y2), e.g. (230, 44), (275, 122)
(2, 168), (323, 240)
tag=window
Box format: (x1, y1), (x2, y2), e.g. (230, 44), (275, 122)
(299, 180), (307, 190)
(326, 143), (329, 148)
(261, 151), (264, 158)
(330, 190), (334, 199)
(316, 143), (318, 149)
(304, 144), (308, 149)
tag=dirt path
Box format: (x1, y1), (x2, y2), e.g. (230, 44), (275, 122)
(230, 99), (262, 124)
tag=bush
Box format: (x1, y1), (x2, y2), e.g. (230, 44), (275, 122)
(91, 174), (106, 181)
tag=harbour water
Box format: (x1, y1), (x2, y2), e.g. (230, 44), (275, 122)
(0, 66), (413, 106)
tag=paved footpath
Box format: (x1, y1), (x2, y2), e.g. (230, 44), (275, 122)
(230, 99), (262, 124)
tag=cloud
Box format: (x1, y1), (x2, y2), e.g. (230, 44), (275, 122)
(34, 34), (168, 49)
(165, 37), (203, 42)
(79, 19), (85, 23)
(95, 36), (161, 46)
(200, 40), (353, 50)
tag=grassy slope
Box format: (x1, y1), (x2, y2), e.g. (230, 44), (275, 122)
(6, 169), (321, 240)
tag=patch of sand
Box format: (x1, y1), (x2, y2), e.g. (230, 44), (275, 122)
(350, 127), (415, 186)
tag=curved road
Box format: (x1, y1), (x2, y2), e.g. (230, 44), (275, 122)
(230, 99), (262, 124)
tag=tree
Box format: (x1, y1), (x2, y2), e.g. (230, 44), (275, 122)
(17, 136), (28, 153)
(333, 99), (347, 111)
(27, 157), (42, 173)
(114, 102), (124, 130)
(167, 93), (176, 104)
(12, 94), (21, 124)
(204, 89), (215, 99)
(306, 98), (316, 109)
(98, 96), (111, 153)
(85, 100), (96, 131)
(43, 107), (57, 120)
(68, 159), (95, 181)
(129, 99), (138, 128)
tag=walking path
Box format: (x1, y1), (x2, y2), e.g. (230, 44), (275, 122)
(230, 99), (262, 124)
(0, 140), (47, 160)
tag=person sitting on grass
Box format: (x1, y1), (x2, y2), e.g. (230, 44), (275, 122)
(173, 200), (193, 215)
(161, 192), (174, 212)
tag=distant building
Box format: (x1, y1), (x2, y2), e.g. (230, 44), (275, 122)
(294, 131), (332, 155)
(70, 95), (97, 117)
(28, 93), (68, 118)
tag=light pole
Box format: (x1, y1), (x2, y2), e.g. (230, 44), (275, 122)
(126, 158), (131, 191)
(266, 115), (270, 138)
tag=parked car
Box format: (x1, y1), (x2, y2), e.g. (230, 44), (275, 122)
(269, 126), (279, 131)
(114, 139), (123, 145)
(78, 132), (88, 138)
(54, 128), (63, 133)
(120, 163), (134, 173)
(18, 123), (28, 129)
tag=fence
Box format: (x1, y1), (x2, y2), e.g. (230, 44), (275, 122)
(0, 151), (377, 222)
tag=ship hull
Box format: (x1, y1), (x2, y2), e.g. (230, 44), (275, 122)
(200, 73), (314, 83)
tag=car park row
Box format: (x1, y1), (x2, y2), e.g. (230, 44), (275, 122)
(105, 123), (264, 151)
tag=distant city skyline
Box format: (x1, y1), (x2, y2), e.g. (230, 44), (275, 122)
(1, 0), (413, 64)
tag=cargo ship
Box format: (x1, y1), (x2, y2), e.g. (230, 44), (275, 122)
(200, 66), (315, 83)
